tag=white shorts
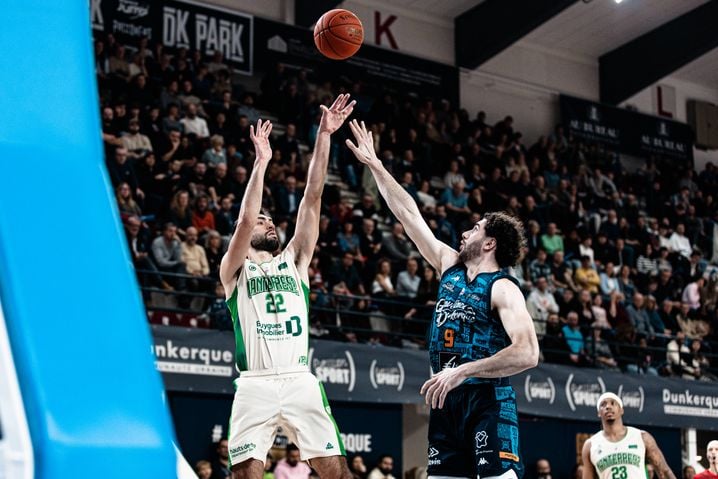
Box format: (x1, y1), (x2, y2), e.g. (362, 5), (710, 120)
(228, 370), (345, 466)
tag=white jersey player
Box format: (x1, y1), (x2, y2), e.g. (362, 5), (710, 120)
(582, 393), (676, 479)
(219, 95), (355, 479)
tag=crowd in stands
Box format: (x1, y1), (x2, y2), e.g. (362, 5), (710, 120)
(193, 440), (396, 479)
(96, 32), (718, 380)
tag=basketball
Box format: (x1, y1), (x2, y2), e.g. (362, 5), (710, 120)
(314, 9), (363, 60)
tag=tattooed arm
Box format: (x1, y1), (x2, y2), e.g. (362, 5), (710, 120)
(642, 431), (676, 479)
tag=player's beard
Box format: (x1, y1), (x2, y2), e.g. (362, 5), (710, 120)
(459, 238), (484, 263)
(251, 232), (279, 252)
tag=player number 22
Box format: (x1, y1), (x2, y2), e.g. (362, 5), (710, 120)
(265, 293), (286, 313)
(444, 328), (455, 348)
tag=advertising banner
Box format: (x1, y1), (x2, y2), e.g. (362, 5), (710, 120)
(560, 94), (694, 163)
(91, 0), (253, 74)
(152, 326), (718, 430)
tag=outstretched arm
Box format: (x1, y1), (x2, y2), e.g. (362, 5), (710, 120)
(420, 279), (539, 408)
(346, 120), (457, 273)
(287, 94), (355, 277)
(219, 119), (273, 297)
(643, 432), (676, 479)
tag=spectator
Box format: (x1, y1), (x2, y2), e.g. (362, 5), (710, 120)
(214, 196), (236, 237)
(115, 182), (142, 217)
(368, 455), (395, 479)
(550, 250), (576, 291)
(273, 444), (311, 479)
(382, 222), (415, 265)
(181, 102), (210, 139)
(210, 438), (231, 479)
(168, 190), (192, 236)
(330, 252), (366, 296)
(563, 311), (588, 365)
(359, 218), (383, 264)
(151, 222), (187, 294)
(599, 262), (621, 299)
(529, 248), (552, 283)
(264, 454), (276, 479)
(372, 258), (397, 301)
(275, 175), (302, 216)
(626, 293), (654, 339)
(181, 226), (209, 278)
(206, 282), (232, 331)
(195, 460), (212, 479)
(684, 466), (697, 479)
(237, 93), (261, 124)
(682, 276), (705, 311)
(670, 223), (692, 259)
(541, 223), (564, 254)
(107, 146), (143, 199)
(204, 230), (224, 279)
(125, 216), (170, 290)
(208, 162), (232, 205)
(527, 277), (559, 339)
(666, 330), (691, 378)
(121, 118), (153, 160)
(575, 255), (600, 294)
(535, 458), (552, 479)
(192, 194), (216, 235)
(349, 454), (368, 479)
(203, 134), (227, 167)
(589, 327), (619, 370)
(396, 257), (421, 299)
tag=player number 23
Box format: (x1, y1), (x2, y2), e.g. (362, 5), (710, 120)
(611, 466), (627, 479)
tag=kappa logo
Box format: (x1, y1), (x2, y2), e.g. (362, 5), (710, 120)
(475, 431), (488, 449)
(478, 457), (489, 466)
(428, 447), (439, 458)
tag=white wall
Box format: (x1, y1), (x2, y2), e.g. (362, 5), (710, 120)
(340, 0), (454, 64)
(460, 41), (599, 145)
(623, 77), (718, 171)
(203, 0), (293, 22)
(460, 69), (561, 145)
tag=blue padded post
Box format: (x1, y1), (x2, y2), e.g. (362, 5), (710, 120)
(0, 2), (177, 478)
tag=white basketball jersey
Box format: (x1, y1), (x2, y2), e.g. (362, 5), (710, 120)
(590, 427), (647, 479)
(226, 250), (310, 372)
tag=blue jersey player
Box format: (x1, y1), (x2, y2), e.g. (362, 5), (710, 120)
(346, 120), (539, 479)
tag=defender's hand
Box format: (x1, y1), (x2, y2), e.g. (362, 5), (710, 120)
(420, 366), (467, 409)
(345, 120), (381, 168)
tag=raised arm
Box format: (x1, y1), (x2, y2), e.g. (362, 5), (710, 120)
(642, 432), (676, 479)
(219, 119), (273, 297)
(286, 94), (355, 276)
(346, 120), (457, 273)
(420, 279), (539, 409)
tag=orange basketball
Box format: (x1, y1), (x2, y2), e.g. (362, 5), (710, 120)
(314, 9), (364, 60)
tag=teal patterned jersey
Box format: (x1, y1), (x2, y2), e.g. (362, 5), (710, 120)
(428, 265), (519, 386)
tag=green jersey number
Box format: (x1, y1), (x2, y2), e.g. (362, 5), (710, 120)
(265, 293), (286, 313)
(611, 466), (627, 479)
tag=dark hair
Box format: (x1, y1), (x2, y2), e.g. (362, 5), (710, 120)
(286, 443), (299, 453)
(162, 222), (176, 232)
(483, 212), (526, 268)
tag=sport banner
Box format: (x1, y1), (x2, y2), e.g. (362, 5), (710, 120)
(560, 94), (694, 163)
(151, 326), (718, 430)
(90, 0), (253, 74)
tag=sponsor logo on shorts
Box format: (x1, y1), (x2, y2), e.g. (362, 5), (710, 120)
(428, 456), (442, 466)
(230, 442), (256, 456)
(478, 457), (489, 466)
(499, 451), (519, 462)
(475, 431), (488, 449)
(428, 447), (439, 458)
(326, 442), (334, 450)
(439, 352), (460, 371)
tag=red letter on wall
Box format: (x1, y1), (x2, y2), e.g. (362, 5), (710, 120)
(374, 11), (398, 49)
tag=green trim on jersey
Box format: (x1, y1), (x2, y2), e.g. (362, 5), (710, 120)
(226, 286), (248, 371)
(319, 382), (346, 456)
(302, 281), (311, 355)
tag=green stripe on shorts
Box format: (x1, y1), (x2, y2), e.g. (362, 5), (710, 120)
(318, 382), (346, 456)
